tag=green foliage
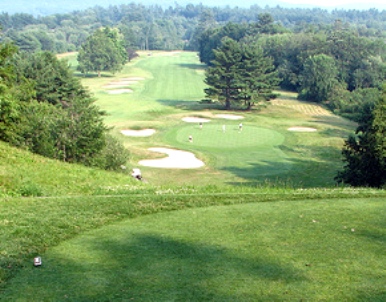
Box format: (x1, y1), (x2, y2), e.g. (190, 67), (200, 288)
(204, 37), (278, 110)
(0, 41), (128, 172)
(327, 87), (381, 121)
(13, 51), (88, 105)
(298, 54), (340, 102)
(199, 22), (247, 65)
(336, 85), (386, 187)
(77, 27), (127, 76)
(88, 134), (130, 171)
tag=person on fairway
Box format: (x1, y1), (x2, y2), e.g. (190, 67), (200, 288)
(189, 135), (193, 143)
(199, 122), (203, 129)
(239, 123), (243, 132)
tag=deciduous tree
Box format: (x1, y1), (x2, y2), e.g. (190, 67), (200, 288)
(77, 27), (127, 77)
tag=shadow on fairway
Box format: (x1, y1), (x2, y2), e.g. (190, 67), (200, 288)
(222, 145), (342, 188)
(177, 63), (206, 70)
(11, 234), (306, 301)
(157, 99), (225, 111)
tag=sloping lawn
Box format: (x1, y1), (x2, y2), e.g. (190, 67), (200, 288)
(2, 197), (385, 301)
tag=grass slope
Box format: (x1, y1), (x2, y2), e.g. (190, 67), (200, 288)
(0, 141), (144, 197)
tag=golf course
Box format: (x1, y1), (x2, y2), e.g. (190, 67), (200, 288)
(1, 51), (385, 301)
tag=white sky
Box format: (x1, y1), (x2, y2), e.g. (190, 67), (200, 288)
(281, 0), (385, 8)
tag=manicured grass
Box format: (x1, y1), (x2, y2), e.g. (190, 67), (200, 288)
(165, 122), (292, 178)
(2, 197), (385, 301)
(76, 50), (356, 188)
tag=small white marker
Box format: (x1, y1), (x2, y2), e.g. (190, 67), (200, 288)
(34, 256), (42, 267)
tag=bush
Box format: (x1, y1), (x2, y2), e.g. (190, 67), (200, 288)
(90, 134), (130, 171)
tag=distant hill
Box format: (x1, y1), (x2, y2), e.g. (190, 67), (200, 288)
(2, 0), (385, 16)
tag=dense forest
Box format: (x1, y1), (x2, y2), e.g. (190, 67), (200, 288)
(1, 4), (386, 53)
(0, 3), (385, 186)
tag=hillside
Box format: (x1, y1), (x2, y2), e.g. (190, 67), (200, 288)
(1, 138), (385, 299)
(0, 141), (145, 197)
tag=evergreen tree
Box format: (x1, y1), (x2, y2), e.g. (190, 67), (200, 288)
(204, 38), (278, 110)
(204, 38), (243, 110)
(238, 44), (279, 109)
(336, 85), (386, 187)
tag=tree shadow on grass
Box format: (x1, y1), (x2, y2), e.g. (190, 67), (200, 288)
(223, 145), (342, 188)
(15, 234), (306, 301)
(157, 99), (225, 111)
(176, 63), (206, 70)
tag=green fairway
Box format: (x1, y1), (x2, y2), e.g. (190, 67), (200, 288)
(3, 197), (385, 301)
(83, 51), (356, 187)
(175, 123), (284, 149)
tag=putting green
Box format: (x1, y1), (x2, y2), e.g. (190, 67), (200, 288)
(175, 123), (285, 149)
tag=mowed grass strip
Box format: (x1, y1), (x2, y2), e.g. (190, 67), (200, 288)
(3, 197), (385, 301)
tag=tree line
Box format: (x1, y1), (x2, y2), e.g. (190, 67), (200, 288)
(1, 4), (386, 54)
(199, 17), (386, 119)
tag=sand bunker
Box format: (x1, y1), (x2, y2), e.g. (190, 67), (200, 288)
(215, 114), (244, 120)
(288, 127), (317, 132)
(121, 129), (156, 137)
(107, 89), (133, 94)
(139, 147), (205, 169)
(182, 117), (211, 123)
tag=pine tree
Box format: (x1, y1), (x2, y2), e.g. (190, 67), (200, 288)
(204, 37), (278, 110)
(204, 38), (242, 110)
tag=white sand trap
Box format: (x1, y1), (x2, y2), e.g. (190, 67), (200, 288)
(139, 147), (205, 169)
(107, 89), (133, 94)
(182, 117), (211, 123)
(121, 129), (156, 137)
(288, 127), (317, 132)
(215, 114), (244, 120)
